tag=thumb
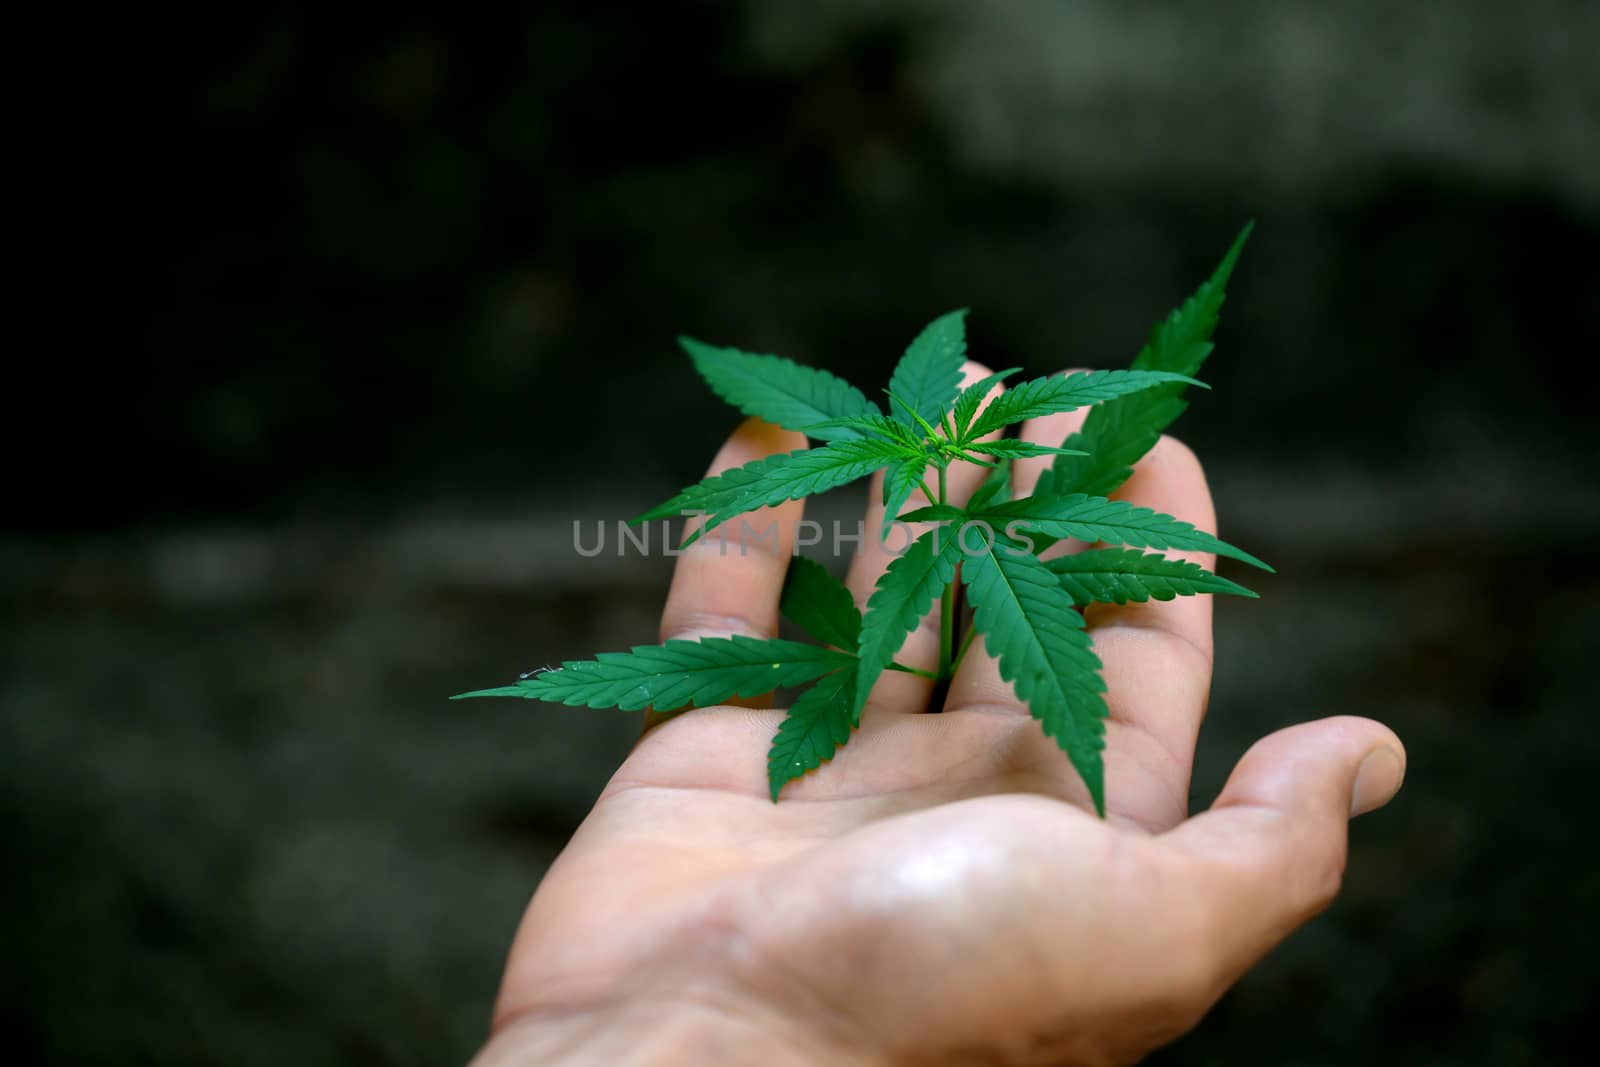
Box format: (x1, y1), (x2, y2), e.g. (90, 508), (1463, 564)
(1162, 715), (1406, 985)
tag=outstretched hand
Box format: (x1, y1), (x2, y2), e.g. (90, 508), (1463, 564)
(472, 363), (1405, 1067)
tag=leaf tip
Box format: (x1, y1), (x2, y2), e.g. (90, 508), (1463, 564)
(450, 686), (529, 700)
(1214, 539), (1274, 573)
(1213, 222), (1255, 285)
(1244, 551), (1277, 574)
(676, 334), (715, 362)
(630, 498), (682, 526)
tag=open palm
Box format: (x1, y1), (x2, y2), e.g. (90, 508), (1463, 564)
(475, 366), (1404, 1067)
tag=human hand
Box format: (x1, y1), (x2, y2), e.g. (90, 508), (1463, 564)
(471, 363), (1406, 1066)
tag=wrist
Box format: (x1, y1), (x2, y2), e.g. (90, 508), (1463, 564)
(471, 993), (882, 1067)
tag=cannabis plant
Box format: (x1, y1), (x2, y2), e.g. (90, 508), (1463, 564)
(456, 226), (1269, 814)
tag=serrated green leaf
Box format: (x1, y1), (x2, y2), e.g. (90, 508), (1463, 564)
(1034, 395), (1190, 502)
(881, 455), (930, 541)
(888, 310), (968, 429)
(964, 370), (1204, 442)
(781, 557), (862, 650)
(853, 528), (966, 721)
(804, 413), (926, 449)
(965, 440), (1088, 461)
(1044, 548), (1259, 606)
(950, 367), (1021, 437)
(972, 494), (1273, 571)
(1042, 224), (1251, 498)
(961, 543), (1108, 814)
(885, 391), (945, 440)
(681, 337), (880, 441)
(767, 668), (856, 800)
(636, 439), (914, 545)
(452, 636), (855, 712)
(894, 503), (966, 525)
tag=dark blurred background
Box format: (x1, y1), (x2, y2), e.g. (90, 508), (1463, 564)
(6, 2), (1598, 1064)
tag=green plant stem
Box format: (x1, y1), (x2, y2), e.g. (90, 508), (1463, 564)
(937, 465), (955, 681)
(951, 621), (978, 675)
(886, 662), (939, 681)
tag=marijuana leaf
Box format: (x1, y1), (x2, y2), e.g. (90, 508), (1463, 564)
(1040, 223), (1252, 499)
(969, 494), (1273, 571)
(452, 636), (854, 712)
(894, 504), (967, 525)
(1045, 548), (1259, 606)
(781, 556), (862, 650)
(964, 370), (1204, 442)
(803, 413), (927, 449)
(964, 440), (1087, 461)
(949, 367), (1021, 437)
(961, 542), (1109, 814)
(887, 309), (968, 430)
(881, 455), (931, 541)
(636, 438), (915, 545)
(681, 338), (880, 441)
(767, 668), (857, 801)
(1034, 394), (1190, 501)
(852, 527), (967, 721)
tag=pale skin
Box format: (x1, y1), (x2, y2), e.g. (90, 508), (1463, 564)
(471, 362), (1407, 1066)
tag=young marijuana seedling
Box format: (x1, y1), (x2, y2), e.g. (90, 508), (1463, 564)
(455, 226), (1269, 814)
